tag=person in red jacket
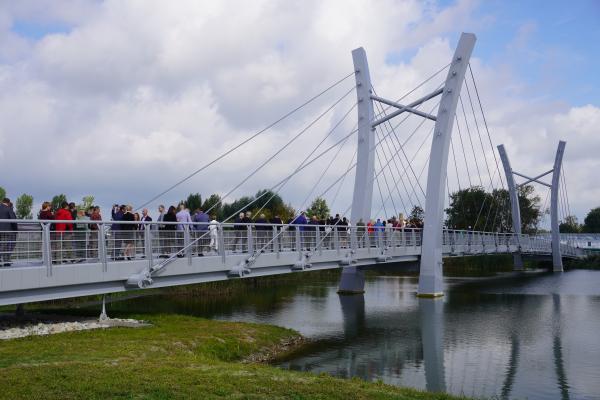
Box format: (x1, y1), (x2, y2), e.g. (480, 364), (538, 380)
(54, 202), (74, 263)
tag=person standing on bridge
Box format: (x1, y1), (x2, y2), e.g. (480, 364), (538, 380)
(176, 203), (192, 256)
(89, 206), (102, 259)
(193, 208), (209, 256)
(120, 205), (136, 260)
(0, 198), (17, 267)
(156, 205), (166, 257)
(55, 202), (74, 263)
(163, 206), (178, 256)
(209, 215), (219, 252)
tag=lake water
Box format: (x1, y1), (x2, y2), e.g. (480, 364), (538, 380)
(114, 269), (600, 399)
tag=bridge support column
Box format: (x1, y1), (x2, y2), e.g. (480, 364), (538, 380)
(338, 266), (365, 294)
(551, 141), (566, 272)
(497, 144), (524, 270)
(418, 33), (476, 297)
(349, 47), (375, 225)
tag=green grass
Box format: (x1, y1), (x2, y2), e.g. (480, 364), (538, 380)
(0, 313), (470, 400)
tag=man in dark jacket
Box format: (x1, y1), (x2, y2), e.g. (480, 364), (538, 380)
(0, 198), (17, 266)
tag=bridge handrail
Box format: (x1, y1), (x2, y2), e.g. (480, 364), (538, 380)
(0, 218), (583, 270)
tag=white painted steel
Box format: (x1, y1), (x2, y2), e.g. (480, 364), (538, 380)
(551, 141), (566, 271)
(418, 32), (477, 297)
(0, 219), (582, 306)
(497, 144), (524, 270)
(350, 47), (375, 225)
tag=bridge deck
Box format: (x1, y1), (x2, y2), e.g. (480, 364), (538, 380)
(0, 220), (585, 306)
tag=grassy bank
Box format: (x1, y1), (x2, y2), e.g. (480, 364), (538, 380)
(565, 254), (600, 270)
(0, 312), (469, 399)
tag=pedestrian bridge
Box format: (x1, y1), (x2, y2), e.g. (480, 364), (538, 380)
(0, 32), (582, 306)
(0, 220), (586, 306)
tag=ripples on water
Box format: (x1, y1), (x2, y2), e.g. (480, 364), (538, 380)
(114, 270), (600, 400)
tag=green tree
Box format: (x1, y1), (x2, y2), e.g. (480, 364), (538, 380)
(306, 197), (330, 220)
(445, 185), (541, 233)
(51, 194), (68, 212)
(79, 195), (95, 212)
(15, 194), (33, 219)
(253, 189), (284, 215)
(445, 186), (488, 229)
(222, 196), (254, 221)
(185, 193), (202, 213)
(202, 194), (222, 218)
(583, 207), (600, 233)
(409, 205), (424, 227)
(559, 215), (581, 233)
(0, 186), (5, 200)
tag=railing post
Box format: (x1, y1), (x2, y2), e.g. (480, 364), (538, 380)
(315, 226), (322, 255)
(218, 224), (226, 263)
(400, 227), (405, 249)
(42, 223), (52, 276)
(295, 228), (301, 255)
(98, 223), (107, 272)
(184, 225), (192, 265)
(247, 225), (254, 255)
(144, 224), (153, 271)
(412, 229), (417, 250)
(350, 226), (357, 251)
(273, 226), (279, 257)
(334, 227), (340, 254)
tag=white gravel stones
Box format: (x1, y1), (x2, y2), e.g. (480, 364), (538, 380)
(0, 318), (148, 340)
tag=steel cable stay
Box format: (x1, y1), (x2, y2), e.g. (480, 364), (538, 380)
(374, 155), (390, 220)
(454, 116), (473, 187)
(462, 77), (506, 232)
(472, 166), (501, 231)
(375, 133), (409, 215)
(386, 97), (442, 203)
(371, 97), (419, 210)
(221, 104), (444, 270)
(145, 130), (363, 282)
(558, 168), (569, 224)
(450, 137), (462, 191)
(374, 146), (399, 217)
(459, 94), (484, 188)
(381, 81), (447, 200)
(468, 64), (512, 230)
(374, 128), (410, 215)
(372, 125), (435, 219)
(329, 151), (357, 212)
(371, 89), (432, 209)
(464, 76), (495, 188)
(197, 66), (449, 224)
(199, 86), (356, 219)
(560, 166), (572, 218)
(370, 63), (450, 125)
(240, 102), (358, 222)
(135, 71), (356, 211)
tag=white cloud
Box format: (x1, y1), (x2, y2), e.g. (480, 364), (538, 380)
(0, 0), (596, 224)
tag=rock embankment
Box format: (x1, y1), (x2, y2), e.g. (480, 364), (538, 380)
(0, 315), (149, 340)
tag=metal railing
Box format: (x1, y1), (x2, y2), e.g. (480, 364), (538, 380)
(0, 219), (585, 268)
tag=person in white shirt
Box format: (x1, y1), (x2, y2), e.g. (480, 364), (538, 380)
(209, 216), (219, 252)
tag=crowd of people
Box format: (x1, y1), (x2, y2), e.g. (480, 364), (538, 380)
(0, 197), (423, 266)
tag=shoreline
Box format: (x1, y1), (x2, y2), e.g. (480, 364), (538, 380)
(0, 311), (471, 399)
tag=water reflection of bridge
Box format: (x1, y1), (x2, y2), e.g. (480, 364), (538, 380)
(282, 283), (582, 399)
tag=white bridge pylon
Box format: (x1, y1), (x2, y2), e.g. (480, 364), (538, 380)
(340, 32), (477, 297)
(498, 141), (567, 272)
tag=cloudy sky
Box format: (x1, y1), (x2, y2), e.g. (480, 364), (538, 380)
(0, 0), (598, 226)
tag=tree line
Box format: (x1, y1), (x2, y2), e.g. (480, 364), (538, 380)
(2, 184), (598, 233)
(444, 184), (600, 234)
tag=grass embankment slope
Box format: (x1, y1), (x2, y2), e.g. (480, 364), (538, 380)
(0, 313), (468, 400)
